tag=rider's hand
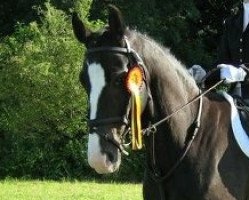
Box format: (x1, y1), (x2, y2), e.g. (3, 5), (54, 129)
(217, 64), (247, 84)
(188, 65), (207, 84)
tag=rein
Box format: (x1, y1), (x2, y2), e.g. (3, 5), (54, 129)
(147, 80), (224, 180)
(143, 79), (225, 136)
(145, 79), (224, 200)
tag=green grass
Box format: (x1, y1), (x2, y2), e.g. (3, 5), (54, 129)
(0, 179), (143, 200)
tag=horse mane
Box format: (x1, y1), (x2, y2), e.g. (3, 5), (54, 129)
(125, 28), (199, 100)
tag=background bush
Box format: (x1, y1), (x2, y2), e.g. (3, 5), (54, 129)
(0, 0), (239, 181)
(0, 2), (89, 179)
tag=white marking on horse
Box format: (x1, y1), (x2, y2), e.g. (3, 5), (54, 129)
(87, 62), (115, 174)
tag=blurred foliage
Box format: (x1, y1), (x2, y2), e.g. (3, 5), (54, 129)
(0, 0), (241, 180)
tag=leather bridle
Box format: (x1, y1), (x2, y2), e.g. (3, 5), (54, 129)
(86, 38), (149, 155)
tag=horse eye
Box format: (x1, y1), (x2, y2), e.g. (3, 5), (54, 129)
(112, 72), (126, 87)
(114, 76), (124, 86)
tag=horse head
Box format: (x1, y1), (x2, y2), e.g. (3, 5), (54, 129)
(72, 5), (152, 174)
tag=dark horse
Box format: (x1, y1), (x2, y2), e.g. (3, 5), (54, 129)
(72, 5), (249, 200)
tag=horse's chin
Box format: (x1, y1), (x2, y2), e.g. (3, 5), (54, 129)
(90, 152), (121, 174)
(87, 133), (122, 174)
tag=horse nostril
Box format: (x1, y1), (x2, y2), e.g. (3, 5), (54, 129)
(106, 152), (115, 163)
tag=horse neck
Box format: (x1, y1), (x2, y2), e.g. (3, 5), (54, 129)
(134, 32), (199, 129)
(129, 32), (200, 169)
(127, 30), (199, 107)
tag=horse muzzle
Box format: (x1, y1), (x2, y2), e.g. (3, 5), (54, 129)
(87, 132), (122, 174)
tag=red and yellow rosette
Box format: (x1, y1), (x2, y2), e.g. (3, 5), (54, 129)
(126, 66), (143, 150)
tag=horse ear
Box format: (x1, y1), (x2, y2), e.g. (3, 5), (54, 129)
(72, 12), (91, 43)
(108, 5), (126, 39)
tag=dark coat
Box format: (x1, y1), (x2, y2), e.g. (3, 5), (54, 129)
(209, 6), (249, 99)
(217, 7), (249, 66)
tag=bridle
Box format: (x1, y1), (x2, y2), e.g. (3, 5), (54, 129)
(86, 38), (149, 155)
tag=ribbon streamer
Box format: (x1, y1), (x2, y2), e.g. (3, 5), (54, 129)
(130, 84), (143, 150)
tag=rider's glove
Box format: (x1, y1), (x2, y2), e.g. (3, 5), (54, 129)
(188, 65), (207, 84)
(218, 64), (247, 84)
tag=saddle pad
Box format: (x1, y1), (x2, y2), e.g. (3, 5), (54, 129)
(221, 92), (249, 158)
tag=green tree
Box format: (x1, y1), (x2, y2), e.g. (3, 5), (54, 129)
(89, 0), (241, 68)
(0, 2), (88, 179)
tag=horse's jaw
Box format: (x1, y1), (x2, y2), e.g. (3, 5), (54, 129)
(87, 133), (121, 174)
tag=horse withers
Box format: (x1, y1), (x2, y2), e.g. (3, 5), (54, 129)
(72, 5), (249, 200)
